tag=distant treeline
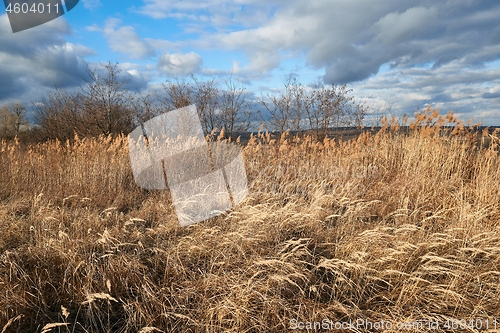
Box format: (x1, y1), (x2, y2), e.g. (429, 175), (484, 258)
(2, 61), (371, 143)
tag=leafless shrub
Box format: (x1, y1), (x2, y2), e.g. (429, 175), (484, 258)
(162, 74), (252, 138)
(261, 74), (368, 139)
(34, 62), (137, 141)
(0, 102), (27, 139)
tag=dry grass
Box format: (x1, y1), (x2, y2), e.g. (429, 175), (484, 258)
(1, 107), (499, 332)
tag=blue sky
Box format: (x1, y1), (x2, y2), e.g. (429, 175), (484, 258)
(1, 0), (500, 125)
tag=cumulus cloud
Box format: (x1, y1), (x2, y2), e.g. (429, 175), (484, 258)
(149, 0), (498, 86)
(137, 0), (498, 122)
(0, 14), (94, 103)
(120, 69), (149, 91)
(92, 18), (156, 59)
(158, 52), (203, 75)
(372, 7), (438, 46)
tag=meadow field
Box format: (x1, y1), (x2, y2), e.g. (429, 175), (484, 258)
(1, 108), (500, 332)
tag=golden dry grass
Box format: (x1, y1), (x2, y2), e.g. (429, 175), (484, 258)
(0, 108), (500, 332)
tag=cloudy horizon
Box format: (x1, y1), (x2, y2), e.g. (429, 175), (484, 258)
(1, 0), (499, 125)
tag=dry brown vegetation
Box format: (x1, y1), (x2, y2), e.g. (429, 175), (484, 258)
(1, 108), (500, 332)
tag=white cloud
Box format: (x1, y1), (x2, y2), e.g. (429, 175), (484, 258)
(373, 7), (438, 45)
(85, 24), (101, 32)
(153, 0), (498, 86)
(158, 52), (203, 75)
(352, 60), (500, 125)
(134, 0), (287, 29)
(144, 38), (180, 52)
(101, 18), (156, 59)
(81, 0), (102, 10)
(135, 0), (230, 20)
(130, 0), (500, 124)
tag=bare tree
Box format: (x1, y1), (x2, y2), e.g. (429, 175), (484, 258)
(162, 76), (193, 111)
(161, 76), (220, 133)
(10, 103), (26, 135)
(81, 62), (136, 136)
(134, 91), (162, 124)
(191, 75), (219, 134)
(34, 62), (138, 141)
(34, 88), (85, 140)
(262, 75), (368, 138)
(162, 74), (252, 137)
(217, 75), (252, 139)
(303, 83), (368, 139)
(260, 74), (299, 134)
(0, 102), (27, 139)
(0, 105), (12, 138)
(351, 98), (369, 128)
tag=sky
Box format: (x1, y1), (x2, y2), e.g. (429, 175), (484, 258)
(1, 0), (500, 125)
